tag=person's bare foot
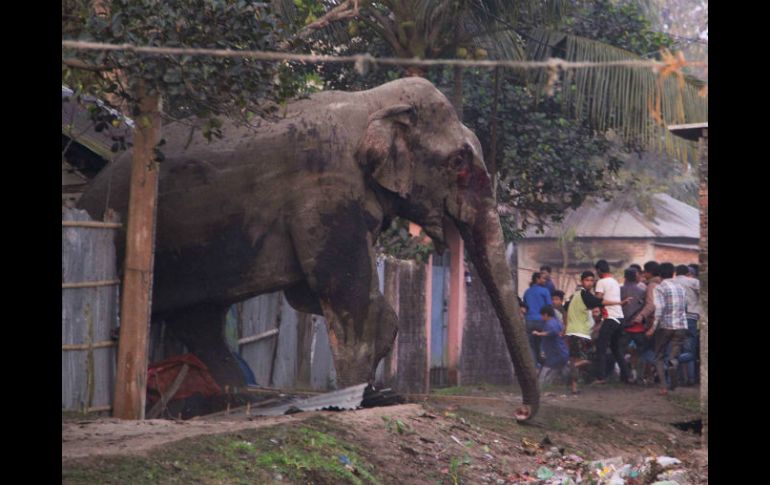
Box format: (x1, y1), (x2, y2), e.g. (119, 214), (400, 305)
(658, 388), (668, 396)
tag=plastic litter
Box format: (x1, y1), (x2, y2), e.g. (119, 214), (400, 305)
(607, 474), (625, 485)
(654, 456), (682, 468)
(536, 466), (554, 480)
(590, 456), (625, 470)
(657, 468), (688, 483)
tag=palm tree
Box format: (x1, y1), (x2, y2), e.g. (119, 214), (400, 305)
(276, 0), (707, 158)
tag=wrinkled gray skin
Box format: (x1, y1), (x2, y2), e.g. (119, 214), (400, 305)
(79, 77), (540, 420)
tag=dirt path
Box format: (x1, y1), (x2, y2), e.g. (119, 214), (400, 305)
(62, 413), (311, 460)
(63, 386), (705, 484)
(541, 384), (699, 420)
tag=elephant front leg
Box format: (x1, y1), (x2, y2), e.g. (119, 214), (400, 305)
(289, 201), (398, 387)
(320, 286), (399, 386)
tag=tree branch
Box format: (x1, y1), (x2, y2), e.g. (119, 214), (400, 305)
(281, 0), (362, 48)
(365, 8), (404, 55)
(304, 0), (360, 32)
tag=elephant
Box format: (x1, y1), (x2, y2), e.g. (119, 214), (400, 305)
(78, 77), (540, 420)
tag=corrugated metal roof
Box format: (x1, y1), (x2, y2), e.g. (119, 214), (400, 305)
(251, 383), (369, 417)
(523, 194), (698, 239)
(668, 123), (707, 141)
(652, 242), (699, 250)
(62, 86), (134, 160)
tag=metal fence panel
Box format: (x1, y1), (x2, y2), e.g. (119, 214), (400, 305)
(62, 208), (119, 411)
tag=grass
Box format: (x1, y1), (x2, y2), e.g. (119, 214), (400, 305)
(666, 391), (700, 414)
(62, 416), (381, 485)
(430, 383), (521, 396)
(431, 385), (480, 396)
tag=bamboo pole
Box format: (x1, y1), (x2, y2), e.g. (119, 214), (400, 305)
(237, 328), (279, 346)
(238, 328), (278, 345)
(62, 221), (123, 229)
(113, 87), (161, 420)
(62, 280), (121, 289)
(62, 341), (117, 351)
(147, 363), (190, 419)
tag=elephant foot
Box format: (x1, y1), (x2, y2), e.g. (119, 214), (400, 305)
(514, 404), (537, 422)
(329, 343), (378, 387)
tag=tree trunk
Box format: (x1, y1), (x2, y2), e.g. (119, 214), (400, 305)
(112, 88), (161, 420)
(488, 66), (501, 181)
(451, 65), (463, 119)
(698, 129), (708, 448)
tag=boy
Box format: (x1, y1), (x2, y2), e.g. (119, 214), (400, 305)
(564, 271), (629, 391)
(523, 272), (552, 365)
(532, 305), (569, 389)
(552, 290), (566, 324)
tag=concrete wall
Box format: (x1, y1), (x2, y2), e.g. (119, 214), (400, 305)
(384, 258), (431, 394)
(459, 265), (515, 385)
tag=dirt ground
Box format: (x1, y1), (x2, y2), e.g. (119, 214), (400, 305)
(62, 384), (706, 484)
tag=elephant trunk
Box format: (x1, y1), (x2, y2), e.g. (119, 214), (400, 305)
(455, 207), (540, 421)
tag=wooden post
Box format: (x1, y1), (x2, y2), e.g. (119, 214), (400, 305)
(698, 129), (708, 449)
(113, 89), (161, 420)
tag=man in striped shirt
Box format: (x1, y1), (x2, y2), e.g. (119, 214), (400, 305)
(646, 262), (688, 395)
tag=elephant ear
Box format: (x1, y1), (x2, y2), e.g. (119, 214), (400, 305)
(356, 104), (417, 197)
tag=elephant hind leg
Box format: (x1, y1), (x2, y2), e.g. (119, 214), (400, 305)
(164, 303), (245, 389)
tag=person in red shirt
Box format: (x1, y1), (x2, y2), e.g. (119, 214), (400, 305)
(620, 267), (648, 383)
(631, 261), (662, 385)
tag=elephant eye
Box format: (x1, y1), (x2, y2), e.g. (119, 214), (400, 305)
(450, 149), (470, 169)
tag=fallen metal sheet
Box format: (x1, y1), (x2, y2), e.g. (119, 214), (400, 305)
(251, 383), (369, 417)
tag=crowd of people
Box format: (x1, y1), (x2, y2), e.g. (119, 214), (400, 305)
(519, 261), (701, 396)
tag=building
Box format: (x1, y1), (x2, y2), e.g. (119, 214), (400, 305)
(516, 193), (700, 293)
(62, 86), (133, 206)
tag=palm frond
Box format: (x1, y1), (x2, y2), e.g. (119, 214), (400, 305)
(526, 29), (707, 160)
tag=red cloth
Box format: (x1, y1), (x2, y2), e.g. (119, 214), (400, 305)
(625, 321), (646, 333)
(146, 353), (223, 403)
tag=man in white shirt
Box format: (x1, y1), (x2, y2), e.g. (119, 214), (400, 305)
(593, 259), (633, 384)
